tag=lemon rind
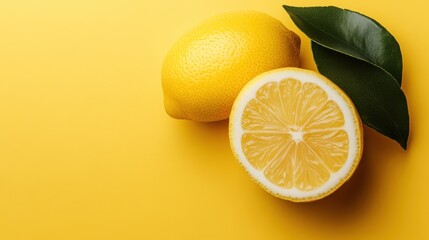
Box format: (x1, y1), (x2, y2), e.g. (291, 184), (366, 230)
(229, 67), (363, 202)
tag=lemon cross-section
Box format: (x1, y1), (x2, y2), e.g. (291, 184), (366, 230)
(229, 68), (363, 202)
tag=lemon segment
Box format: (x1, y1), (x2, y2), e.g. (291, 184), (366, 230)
(229, 68), (363, 202)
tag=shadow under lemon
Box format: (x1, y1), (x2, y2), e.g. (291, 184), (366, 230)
(169, 119), (231, 163)
(179, 119), (229, 141)
(170, 116), (408, 225)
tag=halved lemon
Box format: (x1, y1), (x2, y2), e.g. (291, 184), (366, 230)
(229, 68), (363, 202)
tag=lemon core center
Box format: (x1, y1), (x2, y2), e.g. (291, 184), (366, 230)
(290, 131), (303, 142)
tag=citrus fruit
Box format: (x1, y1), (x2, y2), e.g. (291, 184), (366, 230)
(162, 12), (300, 122)
(229, 68), (363, 202)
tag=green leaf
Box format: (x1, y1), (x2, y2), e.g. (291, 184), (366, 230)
(312, 41), (409, 149)
(283, 5), (403, 85)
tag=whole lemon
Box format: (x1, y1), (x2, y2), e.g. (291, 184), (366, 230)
(162, 11), (300, 122)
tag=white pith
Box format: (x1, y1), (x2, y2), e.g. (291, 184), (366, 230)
(229, 68), (361, 200)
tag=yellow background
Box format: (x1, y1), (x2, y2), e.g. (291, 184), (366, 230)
(0, 0), (427, 239)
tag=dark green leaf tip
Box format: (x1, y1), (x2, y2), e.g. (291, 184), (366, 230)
(284, 5), (409, 149)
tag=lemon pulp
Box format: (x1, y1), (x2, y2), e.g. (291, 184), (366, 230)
(229, 68), (363, 202)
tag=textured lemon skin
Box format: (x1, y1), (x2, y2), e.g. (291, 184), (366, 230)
(162, 12), (300, 122)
